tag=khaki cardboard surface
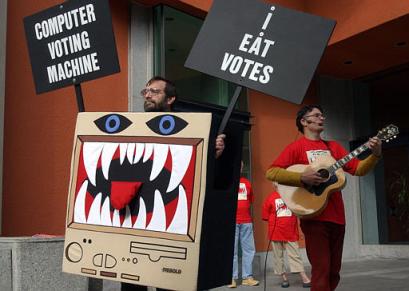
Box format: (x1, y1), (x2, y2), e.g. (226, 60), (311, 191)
(63, 112), (211, 291)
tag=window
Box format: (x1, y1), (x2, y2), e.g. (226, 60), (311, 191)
(153, 5), (248, 110)
(152, 5), (251, 178)
(353, 68), (409, 244)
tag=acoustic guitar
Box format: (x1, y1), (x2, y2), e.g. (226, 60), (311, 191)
(277, 124), (399, 218)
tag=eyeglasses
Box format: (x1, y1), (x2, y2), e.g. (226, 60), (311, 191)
(304, 113), (325, 119)
(140, 88), (163, 97)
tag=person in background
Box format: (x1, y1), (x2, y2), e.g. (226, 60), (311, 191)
(122, 76), (226, 291)
(262, 183), (311, 288)
(228, 161), (259, 288)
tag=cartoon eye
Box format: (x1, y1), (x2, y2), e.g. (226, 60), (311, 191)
(146, 115), (188, 135)
(94, 114), (132, 134)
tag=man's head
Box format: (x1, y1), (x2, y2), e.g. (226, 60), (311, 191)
(141, 76), (177, 112)
(296, 104), (325, 133)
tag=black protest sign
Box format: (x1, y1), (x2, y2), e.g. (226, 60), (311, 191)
(24, 0), (120, 94)
(185, 0), (335, 104)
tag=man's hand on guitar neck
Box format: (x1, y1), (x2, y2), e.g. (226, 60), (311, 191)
(367, 136), (382, 157)
(301, 169), (327, 186)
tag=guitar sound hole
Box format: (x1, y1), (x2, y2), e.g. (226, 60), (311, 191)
(310, 174), (338, 196)
(318, 169), (330, 179)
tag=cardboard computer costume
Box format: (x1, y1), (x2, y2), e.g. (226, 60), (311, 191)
(63, 112), (244, 290)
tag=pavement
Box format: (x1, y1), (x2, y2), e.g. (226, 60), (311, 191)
(212, 258), (409, 291)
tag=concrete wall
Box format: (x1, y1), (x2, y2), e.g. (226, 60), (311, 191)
(0, 237), (88, 291)
(130, 3), (153, 112)
(0, 246), (12, 290)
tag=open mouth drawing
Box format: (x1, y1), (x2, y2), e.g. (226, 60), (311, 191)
(72, 139), (198, 235)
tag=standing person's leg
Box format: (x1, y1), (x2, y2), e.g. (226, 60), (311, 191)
(285, 241), (305, 273)
(285, 241), (310, 286)
(233, 224), (240, 280)
(240, 223), (259, 286)
(240, 223), (255, 278)
(271, 241), (288, 287)
(228, 224), (240, 287)
(328, 223), (345, 291)
(271, 241), (285, 275)
(300, 220), (331, 291)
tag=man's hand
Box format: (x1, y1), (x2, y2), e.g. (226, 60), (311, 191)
(367, 136), (382, 157)
(215, 134), (226, 159)
(301, 168), (326, 186)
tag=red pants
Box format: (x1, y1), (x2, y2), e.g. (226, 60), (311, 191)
(300, 220), (345, 291)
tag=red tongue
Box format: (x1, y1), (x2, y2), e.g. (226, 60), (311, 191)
(110, 181), (143, 210)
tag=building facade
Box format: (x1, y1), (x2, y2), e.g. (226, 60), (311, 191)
(1, 0), (409, 276)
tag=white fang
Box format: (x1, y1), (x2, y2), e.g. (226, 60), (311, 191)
(87, 193), (102, 225)
(83, 142), (104, 186)
(119, 143), (127, 165)
(122, 206), (132, 228)
(100, 197), (112, 226)
(146, 190), (166, 231)
(167, 185), (188, 234)
(143, 143), (153, 162)
(133, 143), (144, 164)
(101, 143), (118, 180)
(74, 180), (88, 223)
(133, 198), (147, 229)
(113, 209), (121, 227)
(150, 144), (169, 181)
(126, 143), (135, 164)
(167, 145), (193, 192)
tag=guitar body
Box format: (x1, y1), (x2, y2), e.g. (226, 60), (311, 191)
(277, 155), (346, 218)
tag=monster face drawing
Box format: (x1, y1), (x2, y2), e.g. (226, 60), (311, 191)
(63, 112), (239, 290)
(66, 112), (211, 241)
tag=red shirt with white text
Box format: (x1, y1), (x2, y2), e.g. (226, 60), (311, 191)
(236, 177), (254, 224)
(262, 191), (299, 241)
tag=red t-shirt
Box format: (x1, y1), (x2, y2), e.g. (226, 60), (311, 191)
(236, 177), (254, 224)
(270, 136), (359, 225)
(262, 191), (299, 242)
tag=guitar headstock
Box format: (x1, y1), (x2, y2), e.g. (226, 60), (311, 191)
(376, 124), (399, 142)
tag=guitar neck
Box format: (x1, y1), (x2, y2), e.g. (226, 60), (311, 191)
(328, 143), (369, 174)
(324, 124), (398, 176)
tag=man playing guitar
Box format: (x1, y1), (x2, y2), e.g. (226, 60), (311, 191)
(266, 105), (382, 291)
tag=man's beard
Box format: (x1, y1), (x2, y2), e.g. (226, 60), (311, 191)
(144, 100), (170, 112)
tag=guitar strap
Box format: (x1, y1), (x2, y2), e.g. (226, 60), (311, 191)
(322, 139), (335, 159)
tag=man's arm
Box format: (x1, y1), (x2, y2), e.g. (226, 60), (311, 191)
(266, 167), (303, 187)
(355, 136), (382, 176)
(266, 167), (326, 187)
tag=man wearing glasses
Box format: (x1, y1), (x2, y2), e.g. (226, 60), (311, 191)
(266, 105), (382, 291)
(140, 77), (176, 112)
(121, 76), (226, 291)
